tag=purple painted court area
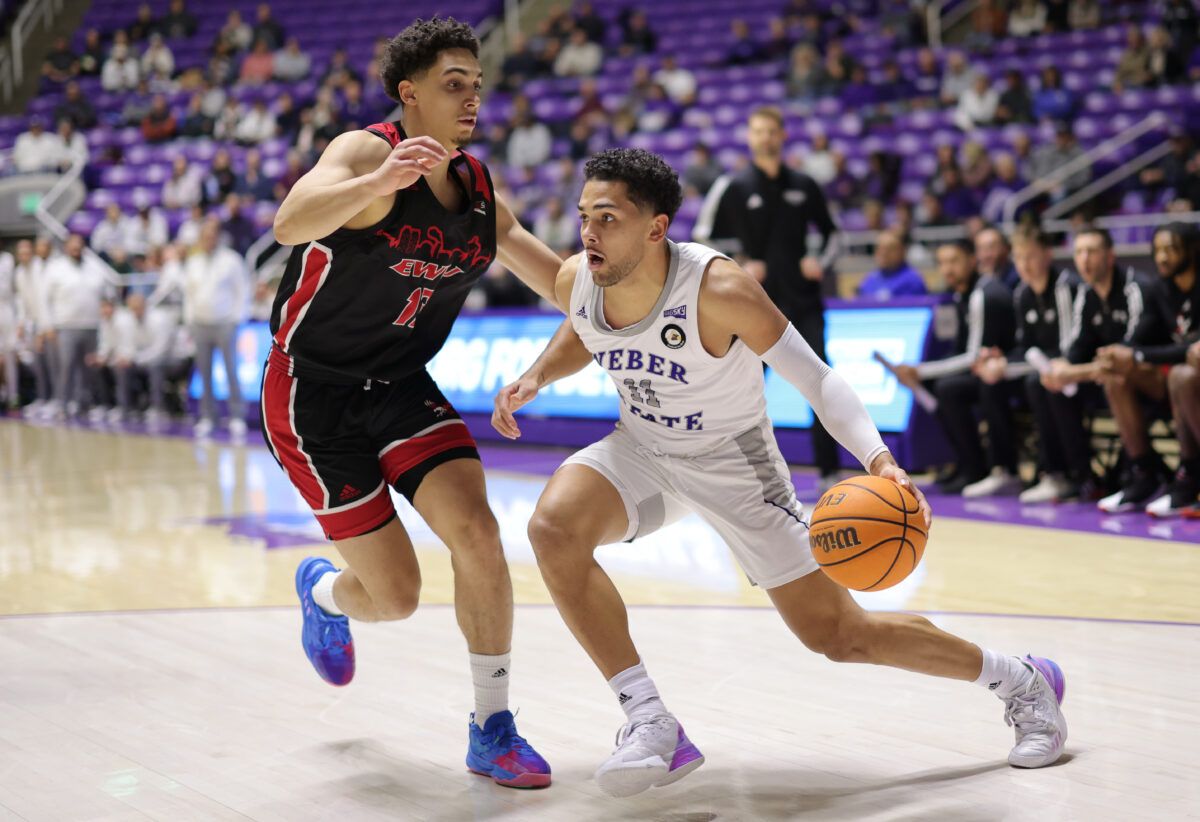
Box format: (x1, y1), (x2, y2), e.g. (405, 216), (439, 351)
(7, 416), (1200, 543)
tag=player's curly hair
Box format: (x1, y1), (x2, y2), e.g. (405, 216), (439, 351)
(380, 17), (479, 104)
(584, 149), (683, 221)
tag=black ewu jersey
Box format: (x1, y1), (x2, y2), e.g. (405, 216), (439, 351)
(271, 121), (496, 383)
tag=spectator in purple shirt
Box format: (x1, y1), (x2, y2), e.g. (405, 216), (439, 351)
(858, 230), (929, 299)
(725, 19), (765, 66)
(1032, 66), (1077, 122)
(936, 166), (980, 220)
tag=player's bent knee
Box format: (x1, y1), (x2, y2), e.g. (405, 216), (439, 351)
(1168, 363), (1197, 394)
(371, 583), (421, 621)
(527, 508), (592, 565)
(794, 617), (871, 663)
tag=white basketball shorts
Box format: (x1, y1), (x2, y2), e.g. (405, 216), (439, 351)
(563, 417), (819, 589)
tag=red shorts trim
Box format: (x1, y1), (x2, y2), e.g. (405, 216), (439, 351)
(314, 481), (396, 541)
(379, 419), (478, 486)
(261, 358), (328, 509)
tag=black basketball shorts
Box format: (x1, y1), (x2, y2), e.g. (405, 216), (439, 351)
(260, 346), (479, 541)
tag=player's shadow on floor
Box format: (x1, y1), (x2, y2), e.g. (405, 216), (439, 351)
(319, 738), (555, 821)
(578, 759), (1030, 822)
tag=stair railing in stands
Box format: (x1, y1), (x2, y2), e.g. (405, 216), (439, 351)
(0, 0), (65, 108)
(34, 152), (134, 288)
(1001, 113), (1168, 228)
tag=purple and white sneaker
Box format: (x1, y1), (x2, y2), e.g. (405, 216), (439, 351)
(1004, 655), (1067, 768)
(595, 714), (704, 797)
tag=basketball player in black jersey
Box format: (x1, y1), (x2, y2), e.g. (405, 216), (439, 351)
(265, 18), (561, 787)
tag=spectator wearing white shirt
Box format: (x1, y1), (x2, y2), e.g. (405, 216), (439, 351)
(162, 156), (203, 210)
(273, 37), (311, 82)
(123, 192), (169, 258)
(140, 33), (175, 81)
(653, 54), (696, 105)
(212, 99), (242, 142)
(54, 118), (89, 170)
(104, 293), (182, 420)
(533, 198), (578, 255)
(91, 204), (128, 260)
(0, 247), (16, 408)
(554, 28), (603, 77)
(12, 118), (62, 173)
(151, 218), (248, 437)
(175, 204), (206, 248)
(234, 99), (278, 145)
(506, 112), (552, 169)
(12, 239), (54, 411)
(939, 51), (972, 106)
(84, 298), (120, 415)
(801, 132), (836, 185)
(954, 73), (1000, 131)
(101, 43), (140, 92)
(1008, 0), (1048, 37)
(43, 234), (108, 415)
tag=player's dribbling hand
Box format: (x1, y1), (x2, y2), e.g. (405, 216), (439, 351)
(492, 375), (540, 439)
(367, 136), (449, 196)
(875, 463), (932, 529)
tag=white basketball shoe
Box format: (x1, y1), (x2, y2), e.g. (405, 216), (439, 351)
(1003, 655), (1068, 768)
(594, 713), (704, 797)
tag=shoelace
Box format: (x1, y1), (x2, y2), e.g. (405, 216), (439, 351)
(485, 718), (536, 755)
(1003, 678), (1052, 732)
(613, 715), (673, 749)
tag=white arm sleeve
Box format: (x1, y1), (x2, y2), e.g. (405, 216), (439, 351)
(761, 323), (889, 470)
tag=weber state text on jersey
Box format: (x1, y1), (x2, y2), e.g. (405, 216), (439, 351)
(271, 121), (496, 382)
(570, 241), (768, 454)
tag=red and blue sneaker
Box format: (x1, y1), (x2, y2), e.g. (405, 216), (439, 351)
(294, 557), (355, 686)
(466, 710), (552, 788)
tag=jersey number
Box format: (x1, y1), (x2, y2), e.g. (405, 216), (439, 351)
(623, 378), (661, 408)
(394, 287), (434, 328)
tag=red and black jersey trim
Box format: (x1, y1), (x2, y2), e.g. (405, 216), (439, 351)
(365, 120), (404, 147)
(363, 120), (492, 205)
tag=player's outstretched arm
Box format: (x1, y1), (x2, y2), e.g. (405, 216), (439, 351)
(698, 258), (931, 525)
(492, 320), (593, 439)
(492, 255), (590, 439)
(273, 131), (447, 245)
(495, 192), (565, 311)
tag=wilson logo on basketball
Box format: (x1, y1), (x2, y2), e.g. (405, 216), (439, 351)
(811, 526), (862, 553)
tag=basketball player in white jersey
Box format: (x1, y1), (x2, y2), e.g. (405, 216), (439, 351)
(0, 246), (18, 410)
(493, 150), (1068, 797)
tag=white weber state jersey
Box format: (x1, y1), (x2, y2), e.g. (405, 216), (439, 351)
(570, 240), (768, 455)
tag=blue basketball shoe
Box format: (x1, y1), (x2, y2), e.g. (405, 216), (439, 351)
(466, 710), (552, 788)
(295, 557), (355, 686)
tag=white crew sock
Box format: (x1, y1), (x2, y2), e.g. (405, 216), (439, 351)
(973, 647), (1033, 697)
(608, 661), (666, 721)
(469, 652), (511, 727)
(311, 570), (344, 616)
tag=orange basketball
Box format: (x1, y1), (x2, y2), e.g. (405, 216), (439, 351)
(808, 475), (927, 591)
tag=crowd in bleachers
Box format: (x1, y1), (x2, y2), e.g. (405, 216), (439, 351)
(1, 1), (1199, 509)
